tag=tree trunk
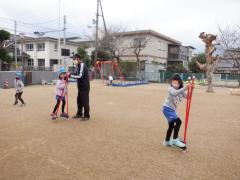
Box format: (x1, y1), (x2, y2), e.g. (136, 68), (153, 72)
(206, 64), (214, 92)
(238, 70), (240, 87)
(136, 55), (141, 79)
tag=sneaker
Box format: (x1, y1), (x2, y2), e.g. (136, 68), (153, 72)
(172, 138), (186, 148)
(51, 113), (57, 120)
(60, 112), (69, 118)
(13, 103), (18, 105)
(72, 114), (82, 119)
(20, 103), (26, 107)
(162, 140), (172, 147)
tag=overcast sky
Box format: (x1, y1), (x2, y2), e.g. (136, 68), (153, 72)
(0, 0), (239, 52)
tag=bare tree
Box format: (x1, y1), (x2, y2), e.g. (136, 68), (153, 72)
(99, 25), (128, 60)
(85, 25), (129, 61)
(128, 33), (151, 78)
(218, 25), (240, 86)
(196, 32), (219, 92)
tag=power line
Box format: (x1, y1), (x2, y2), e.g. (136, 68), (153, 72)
(0, 20), (40, 33)
(0, 17), (83, 38)
(0, 26), (35, 35)
(0, 17), (60, 31)
(31, 18), (59, 25)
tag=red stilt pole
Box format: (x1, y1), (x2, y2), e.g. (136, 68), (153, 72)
(184, 77), (191, 144)
(184, 76), (195, 144)
(66, 79), (69, 115)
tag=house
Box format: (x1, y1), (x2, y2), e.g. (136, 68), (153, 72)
(114, 30), (182, 73)
(168, 45), (195, 70)
(10, 35), (80, 71)
(216, 49), (240, 74)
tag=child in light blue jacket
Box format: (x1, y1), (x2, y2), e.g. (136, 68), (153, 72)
(162, 74), (192, 148)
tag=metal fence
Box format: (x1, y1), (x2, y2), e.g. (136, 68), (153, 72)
(144, 72), (206, 83)
(144, 71), (240, 87)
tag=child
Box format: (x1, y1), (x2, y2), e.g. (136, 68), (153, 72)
(108, 74), (113, 85)
(162, 74), (192, 148)
(13, 73), (25, 106)
(51, 67), (69, 120)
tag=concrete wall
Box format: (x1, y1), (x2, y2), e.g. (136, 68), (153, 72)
(0, 71), (58, 88)
(32, 71), (58, 85)
(0, 71), (17, 88)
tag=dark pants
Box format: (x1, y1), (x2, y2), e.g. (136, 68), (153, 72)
(14, 92), (25, 104)
(77, 91), (90, 118)
(53, 99), (66, 114)
(165, 118), (182, 141)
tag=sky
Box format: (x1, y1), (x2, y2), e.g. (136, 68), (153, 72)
(0, 0), (239, 52)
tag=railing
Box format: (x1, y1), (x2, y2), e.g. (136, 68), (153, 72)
(23, 66), (53, 71)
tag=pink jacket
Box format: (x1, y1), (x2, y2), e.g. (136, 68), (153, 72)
(55, 79), (67, 97)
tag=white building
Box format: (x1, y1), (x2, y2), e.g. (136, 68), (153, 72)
(17, 37), (80, 71)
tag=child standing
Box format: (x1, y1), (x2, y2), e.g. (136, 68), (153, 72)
(51, 67), (69, 120)
(13, 73), (25, 106)
(162, 74), (192, 149)
(108, 74), (113, 85)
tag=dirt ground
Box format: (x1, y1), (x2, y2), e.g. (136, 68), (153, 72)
(0, 81), (239, 180)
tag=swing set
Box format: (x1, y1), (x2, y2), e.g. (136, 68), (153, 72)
(93, 60), (149, 86)
(94, 60), (125, 81)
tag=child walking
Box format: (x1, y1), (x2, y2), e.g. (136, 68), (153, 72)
(13, 73), (25, 106)
(51, 67), (69, 120)
(162, 74), (192, 149)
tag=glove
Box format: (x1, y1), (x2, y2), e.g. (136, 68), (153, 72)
(66, 72), (71, 78)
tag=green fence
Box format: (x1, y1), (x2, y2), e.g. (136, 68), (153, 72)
(145, 71), (239, 84)
(145, 72), (206, 83)
(220, 74), (240, 81)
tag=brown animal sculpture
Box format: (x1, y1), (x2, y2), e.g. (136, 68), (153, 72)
(196, 32), (219, 92)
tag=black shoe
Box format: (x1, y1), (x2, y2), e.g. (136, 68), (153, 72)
(82, 117), (90, 121)
(72, 114), (82, 119)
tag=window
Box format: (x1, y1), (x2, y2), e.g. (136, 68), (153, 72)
(61, 48), (70, 56)
(50, 59), (58, 67)
(140, 61), (145, 70)
(38, 59), (45, 70)
(169, 47), (179, 54)
(27, 59), (34, 67)
(159, 41), (167, 51)
(54, 44), (58, 52)
(25, 44), (34, 51)
(133, 37), (146, 48)
(37, 43), (45, 51)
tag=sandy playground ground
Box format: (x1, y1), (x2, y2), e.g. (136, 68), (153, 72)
(0, 81), (239, 180)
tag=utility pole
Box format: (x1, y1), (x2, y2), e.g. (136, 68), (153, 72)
(19, 33), (25, 82)
(94, 0), (100, 64)
(14, 20), (17, 70)
(63, 15), (66, 68)
(99, 0), (107, 34)
(58, 0), (61, 66)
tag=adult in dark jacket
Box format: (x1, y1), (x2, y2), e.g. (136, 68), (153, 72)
(71, 54), (90, 120)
